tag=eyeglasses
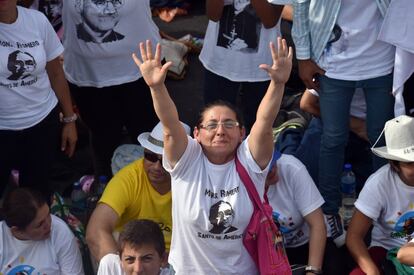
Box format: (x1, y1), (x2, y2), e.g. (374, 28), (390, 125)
(91, 0), (124, 8)
(199, 120), (240, 131)
(144, 151), (162, 163)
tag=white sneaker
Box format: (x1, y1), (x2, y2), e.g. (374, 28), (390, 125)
(324, 214), (346, 247)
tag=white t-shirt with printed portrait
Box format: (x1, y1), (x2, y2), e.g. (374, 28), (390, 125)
(62, 0), (161, 88)
(164, 136), (269, 275)
(267, 154), (324, 248)
(355, 164), (414, 250)
(199, 0), (283, 82)
(0, 215), (84, 275)
(0, 6), (61, 130)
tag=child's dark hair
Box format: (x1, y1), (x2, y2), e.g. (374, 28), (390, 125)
(196, 100), (244, 128)
(2, 188), (46, 230)
(118, 219), (165, 257)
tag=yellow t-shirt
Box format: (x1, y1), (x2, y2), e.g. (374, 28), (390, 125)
(99, 159), (172, 250)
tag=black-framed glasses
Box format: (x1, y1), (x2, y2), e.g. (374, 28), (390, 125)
(144, 151), (162, 163)
(199, 120), (240, 131)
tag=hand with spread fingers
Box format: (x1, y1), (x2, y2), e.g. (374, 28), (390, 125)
(259, 37), (293, 85)
(132, 40), (172, 89)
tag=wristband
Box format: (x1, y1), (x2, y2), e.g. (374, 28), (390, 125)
(305, 265), (323, 275)
(61, 113), (78, 124)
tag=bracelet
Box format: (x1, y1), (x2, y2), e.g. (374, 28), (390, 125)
(61, 113), (78, 124)
(305, 265), (323, 275)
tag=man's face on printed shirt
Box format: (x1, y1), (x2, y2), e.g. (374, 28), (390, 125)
(82, 0), (123, 32)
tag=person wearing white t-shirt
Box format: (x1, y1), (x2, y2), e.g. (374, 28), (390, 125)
(132, 38), (292, 274)
(0, 3), (77, 198)
(200, 0), (284, 132)
(62, 0), (160, 178)
(97, 219), (172, 275)
(292, 0), (395, 245)
(267, 153), (325, 274)
(346, 115), (414, 275)
(0, 188), (84, 275)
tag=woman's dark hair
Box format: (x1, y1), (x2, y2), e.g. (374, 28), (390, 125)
(2, 188), (46, 230)
(118, 219), (165, 257)
(196, 100), (244, 128)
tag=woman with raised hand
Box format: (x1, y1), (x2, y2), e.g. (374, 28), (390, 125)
(132, 37), (292, 274)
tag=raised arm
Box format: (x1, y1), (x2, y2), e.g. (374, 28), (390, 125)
(249, 38), (292, 169)
(132, 41), (188, 168)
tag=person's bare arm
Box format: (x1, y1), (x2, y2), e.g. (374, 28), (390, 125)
(249, 38), (292, 169)
(86, 203), (120, 262)
(206, 0), (224, 21)
(299, 89), (320, 117)
(346, 210), (380, 275)
(46, 57), (77, 157)
(304, 208), (326, 274)
(397, 242), (414, 266)
(132, 41), (188, 168)
(281, 5), (293, 21)
(251, 0), (283, 29)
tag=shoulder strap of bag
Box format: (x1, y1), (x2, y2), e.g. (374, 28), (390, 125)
(235, 155), (264, 211)
(235, 155), (278, 233)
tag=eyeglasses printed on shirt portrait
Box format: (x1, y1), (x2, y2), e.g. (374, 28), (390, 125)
(199, 120), (240, 131)
(90, 0), (124, 8)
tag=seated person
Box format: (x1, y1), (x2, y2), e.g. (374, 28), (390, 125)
(277, 88), (372, 194)
(97, 219), (171, 275)
(266, 151), (346, 275)
(86, 121), (190, 262)
(0, 188), (84, 274)
(346, 115), (414, 275)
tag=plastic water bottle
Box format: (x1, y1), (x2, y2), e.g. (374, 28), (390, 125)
(341, 163), (356, 228)
(71, 181), (87, 216)
(96, 175), (109, 196)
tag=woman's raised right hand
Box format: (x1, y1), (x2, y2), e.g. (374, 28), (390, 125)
(132, 40), (172, 89)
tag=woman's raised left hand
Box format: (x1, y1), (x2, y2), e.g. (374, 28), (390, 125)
(259, 37), (293, 85)
(132, 40), (172, 90)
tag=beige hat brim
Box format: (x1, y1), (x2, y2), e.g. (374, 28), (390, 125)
(371, 146), (414, 162)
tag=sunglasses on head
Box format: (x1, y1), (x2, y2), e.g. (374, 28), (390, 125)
(144, 151), (162, 163)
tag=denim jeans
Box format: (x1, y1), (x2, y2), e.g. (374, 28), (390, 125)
(318, 73), (394, 214)
(276, 117), (372, 192)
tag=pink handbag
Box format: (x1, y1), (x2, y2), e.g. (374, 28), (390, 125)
(235, 156), (292, 275)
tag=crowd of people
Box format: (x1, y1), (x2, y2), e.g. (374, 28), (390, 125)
(1, 0), (414, 274)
